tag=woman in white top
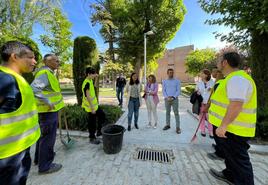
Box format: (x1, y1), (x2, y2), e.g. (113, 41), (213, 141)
(196, 69), (213, 138)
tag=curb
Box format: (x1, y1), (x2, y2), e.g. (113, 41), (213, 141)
(186, 109), (199, 120)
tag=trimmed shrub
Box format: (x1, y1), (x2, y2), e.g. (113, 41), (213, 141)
(59, 104), (124, 131)
(255, 107), (268, 139)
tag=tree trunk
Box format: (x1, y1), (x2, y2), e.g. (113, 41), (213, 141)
(251, 31), (268, 110)
(134, 53), (142, 77)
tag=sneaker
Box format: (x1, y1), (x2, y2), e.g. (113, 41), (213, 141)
(128, 125), (131, 131)
(209, 168), (234, 185)
(147, 122), (152, 128)
(39, 163), (62, 175)
(153, 123), (157, 129)
(163, 125), (170, 130)
(176, 128), (181, 134)
(89, 138), (101, 145)
(207, 152), (224, 161)
(134, 124), (139, 129)
(201, 132), (206, 137)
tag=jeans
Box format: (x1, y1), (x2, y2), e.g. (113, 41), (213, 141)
(128, 97), (140, 125)
(88, 107), (105, 139)
(165, 97), (180, 128)
(116, 87), (124, 105)
(0, 148), (31, 185)
(218, 132), (254, 185)
(34, 112), (58, 172)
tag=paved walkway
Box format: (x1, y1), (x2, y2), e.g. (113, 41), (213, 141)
(27, 96), (268, 185)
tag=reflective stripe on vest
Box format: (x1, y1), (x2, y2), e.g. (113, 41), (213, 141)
(34, 69), (64, 112)
(0, 66), (40, 159)
(0, 110), (37, 125)
(208, 70), (257, 137)
(81, 79), (98, 112)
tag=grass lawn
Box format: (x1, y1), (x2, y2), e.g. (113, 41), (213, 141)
(99, 88), (116, 97)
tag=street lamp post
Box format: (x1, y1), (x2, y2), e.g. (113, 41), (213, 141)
(144, 30), (154, 85)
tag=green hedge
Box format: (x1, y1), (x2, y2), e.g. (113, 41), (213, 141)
(255, 107), (268, 139)
(59, 104), (124, 131)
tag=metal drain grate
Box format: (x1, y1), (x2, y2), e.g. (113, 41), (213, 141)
(133, 148), (175, 164)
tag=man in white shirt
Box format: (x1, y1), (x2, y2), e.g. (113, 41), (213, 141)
(208, 52), (256, 185)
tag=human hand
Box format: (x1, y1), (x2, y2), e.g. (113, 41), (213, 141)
(216, 126), (227, 138)
(48, 104), (55, 111)
(91, 110), (96, 114)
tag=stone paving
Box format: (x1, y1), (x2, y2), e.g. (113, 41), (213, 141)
(27, 96), (268, 185)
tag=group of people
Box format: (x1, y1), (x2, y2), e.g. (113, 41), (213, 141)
(117, 68), (181, 134)
(0, 40), (257, 185)
(0, 41), (106, 184)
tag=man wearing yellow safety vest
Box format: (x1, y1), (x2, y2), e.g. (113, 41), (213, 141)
(31, 54), (64, 174)
(208, 52), (256, 185)
(0, 41), (40, 184)
(82, 67), (105, 144)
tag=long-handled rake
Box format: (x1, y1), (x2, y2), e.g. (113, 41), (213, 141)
(59, 109), (75, 149)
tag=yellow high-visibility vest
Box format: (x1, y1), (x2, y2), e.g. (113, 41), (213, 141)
(34, 68), (64, 113)
(0, 66), (40, 159)
(208, 70), (257, 137)
(81, 78), (98, 112)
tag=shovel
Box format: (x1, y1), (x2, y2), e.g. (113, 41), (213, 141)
(59, 109), (75, 149)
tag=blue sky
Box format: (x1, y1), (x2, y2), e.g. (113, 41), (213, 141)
(32, 0), (231, 55)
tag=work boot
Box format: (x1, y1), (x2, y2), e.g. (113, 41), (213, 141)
(89, 138), (101, 145)
(201, 132), (206, 137)
(163, 125), (170, 130)
(128, 125), (131, 131)
(134, 124), (139, 129)
(96, 131), (102, 137)
(209, 168), (234, 185)
(39, 163), (62, 175)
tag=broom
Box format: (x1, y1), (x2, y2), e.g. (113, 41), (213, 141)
(190, 85), (214, 142)
(59, 109), (75, 149)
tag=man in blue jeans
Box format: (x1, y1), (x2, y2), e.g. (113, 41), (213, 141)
(162, 68), (181, 134)
(116, 74), (126, 107)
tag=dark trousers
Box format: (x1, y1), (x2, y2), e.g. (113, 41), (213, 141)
(217, 132), (254, 185)
(127, 97), (140, 125)
(88, 108), (105, 139)
(0, 148), (31, 185)
(116, 87), (124, 105)
(34, 112), (58, 172)
(212, 125), (225, 158)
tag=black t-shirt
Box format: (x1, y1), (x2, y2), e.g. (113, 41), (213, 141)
(0, 72), (22, 113)
(83, 82), (90, 97)
(116, 77), (126, 88)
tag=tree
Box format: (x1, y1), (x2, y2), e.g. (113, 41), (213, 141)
(40, 7), (73, 64)
(198, 0), (268, 112)
(91, 0), (186, 74)
(185, 48), (217, 76)
(0, 0), (60, 46)
(73, 36), (99, 105)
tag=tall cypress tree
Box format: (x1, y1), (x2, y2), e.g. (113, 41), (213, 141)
(73, 36), (99, 105)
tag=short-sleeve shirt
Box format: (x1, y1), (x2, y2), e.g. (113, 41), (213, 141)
(0, 72), (22, 113)
(227, 76), (253, 103)
(196, 81), (213, 104)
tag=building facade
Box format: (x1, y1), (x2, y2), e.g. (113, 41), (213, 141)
(156, 45), (194, 83)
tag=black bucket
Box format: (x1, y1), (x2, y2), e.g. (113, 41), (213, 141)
(101, 124), (126, 154)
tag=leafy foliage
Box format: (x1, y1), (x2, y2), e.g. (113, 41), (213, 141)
(91, 0), (186, 72)
(102, 61), (133, 77)
(0, 0), (60, 46)
(60, 104), (124, 131)
(185, 48), (217, 76)
(73, 36), (99, 105)
(40, 8), (73, 64)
